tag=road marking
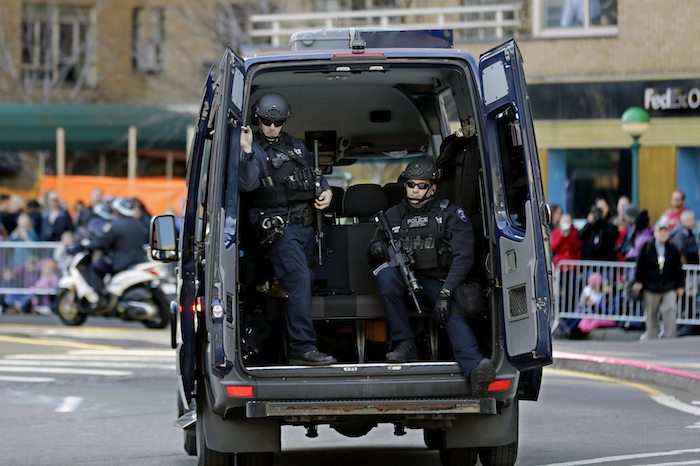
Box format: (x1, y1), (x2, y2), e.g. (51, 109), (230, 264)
(546, 368), (700, 423)
(0, 366), (132, 376)
(539, 448), (700, 466)
(5, 354), (174, 362)
(0, 360), (175, 370)
(0, 335), (118, 350)
(55, 396), (83, 413)
(545, 368), (663, 396)
(0, 375), (55, 383)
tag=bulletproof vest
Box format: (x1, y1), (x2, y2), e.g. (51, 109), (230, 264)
(398, 199), (452, 277)
(251, 140), (316, 208)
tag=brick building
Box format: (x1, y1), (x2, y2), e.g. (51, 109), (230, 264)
(0, 0), (698, 219)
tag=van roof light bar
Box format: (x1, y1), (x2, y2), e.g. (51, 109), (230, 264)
(289, 28), (454, 52)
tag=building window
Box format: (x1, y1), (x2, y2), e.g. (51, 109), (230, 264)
(21, 3), (95, 85)
(533, 0), (617, 38)
(133, 8), (165, 73)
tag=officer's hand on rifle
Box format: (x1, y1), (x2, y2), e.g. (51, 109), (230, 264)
(435, 289), (451, 325)
(368, 238), (388, 260)
(314, 189), (332, 211)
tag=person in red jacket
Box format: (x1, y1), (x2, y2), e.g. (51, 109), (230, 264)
(551, 213), (582, 267)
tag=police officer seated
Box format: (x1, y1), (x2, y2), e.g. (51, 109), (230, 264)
(86, 198), (149, 306)
(368, 159), (495, 395)
(238, 92), (336, 366)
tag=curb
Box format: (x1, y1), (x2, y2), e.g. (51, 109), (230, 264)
(552, 350), (700, 397)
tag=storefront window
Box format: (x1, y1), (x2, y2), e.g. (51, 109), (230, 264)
(564, 148), (630, 218)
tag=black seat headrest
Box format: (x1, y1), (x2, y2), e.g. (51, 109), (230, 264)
(382, 182), (405, 208)
(343, 184), (388, 218)
(328, 186), (345, 214)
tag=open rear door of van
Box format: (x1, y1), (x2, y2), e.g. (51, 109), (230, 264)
(478, 40), (553, 371)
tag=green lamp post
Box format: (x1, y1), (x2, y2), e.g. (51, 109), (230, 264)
(621, 107), (651, 207)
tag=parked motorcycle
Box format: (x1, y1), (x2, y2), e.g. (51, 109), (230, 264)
(55, 250), (174, 328)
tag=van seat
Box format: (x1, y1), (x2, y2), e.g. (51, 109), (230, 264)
(382, 182), (404, 208)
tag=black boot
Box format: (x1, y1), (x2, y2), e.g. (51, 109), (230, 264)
(289, 349), (337, 366)
(385, 339), (418, 363)
(469, 358), (496, 396)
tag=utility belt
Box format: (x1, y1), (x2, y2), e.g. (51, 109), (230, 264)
(252, 168), (316, 209)
(256, 204), (314, 246)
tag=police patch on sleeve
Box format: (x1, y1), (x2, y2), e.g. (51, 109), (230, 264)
(456, 208), (468, 223)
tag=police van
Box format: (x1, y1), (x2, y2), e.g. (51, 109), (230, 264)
(151, 28), (553, 466)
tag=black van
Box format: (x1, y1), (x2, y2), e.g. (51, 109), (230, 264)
(151, 28), (553, 466)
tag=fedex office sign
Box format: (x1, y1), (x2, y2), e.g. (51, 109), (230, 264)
(644, 87), (700, 111)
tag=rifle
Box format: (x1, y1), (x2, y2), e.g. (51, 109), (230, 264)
(312, 139), (324, 266)
(374, 210), (423, 314)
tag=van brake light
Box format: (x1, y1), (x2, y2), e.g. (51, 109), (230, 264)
(488, 379), (512, 392)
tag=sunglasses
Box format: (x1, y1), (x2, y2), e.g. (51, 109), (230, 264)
(259, 117), (286, 127)
(405, 181), (432, 190)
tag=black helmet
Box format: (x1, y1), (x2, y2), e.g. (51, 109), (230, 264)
(400, 158), (440, 181)
(254, 93), (292, 121)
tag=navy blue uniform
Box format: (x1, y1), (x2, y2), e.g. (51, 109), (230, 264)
(374, 197), (484, 379)
(239, 130), (329, 357)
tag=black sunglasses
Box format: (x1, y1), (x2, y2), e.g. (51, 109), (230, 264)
(405, 181), (432, 190)
(259, 117), (286, 127)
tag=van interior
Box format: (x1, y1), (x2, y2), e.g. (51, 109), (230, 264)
(232, 59), (527, 369)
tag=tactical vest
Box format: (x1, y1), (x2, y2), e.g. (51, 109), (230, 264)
(251, 140), (316, 208)
(398, 199), (453, 277)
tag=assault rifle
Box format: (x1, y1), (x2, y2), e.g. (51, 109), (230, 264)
(374, 210), (423, 314)
(312, 139), (324, 266)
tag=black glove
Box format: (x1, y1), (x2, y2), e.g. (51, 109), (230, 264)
(435, 289), (451, 325)
(368, 239), (387, 260)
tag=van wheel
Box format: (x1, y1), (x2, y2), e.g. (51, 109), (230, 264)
(439, 447), (477, 466)
(176, 394), (196, 456)
(56, 290), (87, 326)
(423, 428), (444, 450)
(196, 391), (235, 466)
(237, 452), (274, 466)
(478, 441), (518, 466)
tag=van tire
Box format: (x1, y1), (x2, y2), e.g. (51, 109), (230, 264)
(478, 441), (518, 466)
(423, 428), (444, 450)
(196, 391), (236, 466)
(439, 447), (478, 466)
(237, 452), (274, 466)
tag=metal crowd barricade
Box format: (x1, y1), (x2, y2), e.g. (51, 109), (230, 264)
(553, 260), (700, 327)
(0, 241), (64, 297)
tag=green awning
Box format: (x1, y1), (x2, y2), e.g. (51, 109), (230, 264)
(0, 104), (196, 152)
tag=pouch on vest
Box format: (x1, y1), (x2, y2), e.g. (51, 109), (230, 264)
(454, 281), (488, 319)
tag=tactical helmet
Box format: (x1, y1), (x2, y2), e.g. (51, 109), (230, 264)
(111, 198), (137, 217)
(253, 93), (292, 121)
(93, 202), (114, 221)
(400, 158), (440, 181)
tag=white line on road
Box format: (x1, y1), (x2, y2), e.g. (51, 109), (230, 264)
(652, 395), (700, 417)
(0, 366), (132, 376)
(0, 360), (174, 370)
(539, 448), (700, 466)
(0, 375), (55, 383)
(55, 396), (83, 413)
(5, 354), (174, 362)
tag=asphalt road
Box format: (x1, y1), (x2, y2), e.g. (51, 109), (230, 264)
(1, 315), (699, 465)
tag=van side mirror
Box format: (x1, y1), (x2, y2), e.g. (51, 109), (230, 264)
(150, 215), (179, 262)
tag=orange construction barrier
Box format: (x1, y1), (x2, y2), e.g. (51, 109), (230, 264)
(40, 175), (187, 217)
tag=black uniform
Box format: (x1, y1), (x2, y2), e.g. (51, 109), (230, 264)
(239, 130), (332, 361)
(372, 197), (486, 380)
(87, 216), (148, 295)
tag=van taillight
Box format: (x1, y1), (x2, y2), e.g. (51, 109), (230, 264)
(226, 386), (254, 397)
(488, 379), (512, 392)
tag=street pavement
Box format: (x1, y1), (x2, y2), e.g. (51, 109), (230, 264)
(552, 328), (700, 396)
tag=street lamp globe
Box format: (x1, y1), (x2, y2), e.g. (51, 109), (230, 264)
(621, 107), (650, 138)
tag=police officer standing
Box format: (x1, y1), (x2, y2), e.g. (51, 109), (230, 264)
(86, 198), (149, 303)
(239, 93), (336, 366)
(369, 159), (495, 395)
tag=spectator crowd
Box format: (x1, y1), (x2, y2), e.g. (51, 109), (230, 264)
(0, 188), (154, 315)
(550, 190), (700, 340)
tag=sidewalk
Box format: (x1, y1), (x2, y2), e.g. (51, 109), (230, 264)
(552, 329), (700, 396)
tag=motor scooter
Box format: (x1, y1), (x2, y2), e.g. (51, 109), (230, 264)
(56, 250), (174, 328)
